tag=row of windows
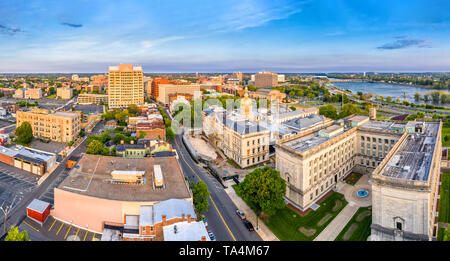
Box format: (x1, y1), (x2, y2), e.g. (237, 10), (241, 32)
(361, 135), (396, 145)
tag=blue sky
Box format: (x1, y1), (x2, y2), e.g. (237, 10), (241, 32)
(1, 0), (450, 73)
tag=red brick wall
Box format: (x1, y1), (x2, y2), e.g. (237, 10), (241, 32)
(0, 153), (13, 166)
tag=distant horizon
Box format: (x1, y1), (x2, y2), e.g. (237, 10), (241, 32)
(1, 71), (450, 75)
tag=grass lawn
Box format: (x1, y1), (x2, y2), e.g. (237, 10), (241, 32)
(335, 207), (372, 241)
(344, 173), (362, 186)
(46, 94), (56, 98)
(234, 184), (348, 241)
(442, 128), (450, 146)
(437, 172), (450, 241)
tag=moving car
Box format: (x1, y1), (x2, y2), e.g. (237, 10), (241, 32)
(235, 209), (246, 220)
(207, 230), (216, 241)
(242, 220), (254, 231)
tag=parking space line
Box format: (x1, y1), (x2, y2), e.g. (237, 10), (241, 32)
(64, 226), (72, 239)
(73, 228), (79, 241)
(83, 230), (88, 241)
(23, 221), (40, 232)
(48, 219), (57, 231)
(56, 222), (64, 235)
(92, 232), (96, 241)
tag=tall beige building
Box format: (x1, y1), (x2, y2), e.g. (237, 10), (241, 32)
(16, 108), (81, 143)
(255, 72), (278, 88)
(24, 88), (43, 99)
(108, 64), (144, 108)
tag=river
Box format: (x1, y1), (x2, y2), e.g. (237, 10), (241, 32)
(332, 81), (447, 107)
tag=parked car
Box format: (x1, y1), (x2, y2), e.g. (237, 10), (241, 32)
(207, 230), (216, 241)
(202, 218), (208, 227)
(242, 220), (254, 231)
(235, 209), (246, 220)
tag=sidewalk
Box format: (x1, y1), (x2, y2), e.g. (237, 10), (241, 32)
(223, 180), (279, 241)
(313, 203), (359, 241)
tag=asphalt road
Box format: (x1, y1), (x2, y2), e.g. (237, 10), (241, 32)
(170, 130), (261, 241)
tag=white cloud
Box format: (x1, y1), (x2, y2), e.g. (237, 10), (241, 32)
(141, 36), (185, 48)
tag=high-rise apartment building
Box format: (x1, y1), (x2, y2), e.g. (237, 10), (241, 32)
(255, 72), (278, 88)
(108, 64), (144, 108)
(16, 108), (81, 143)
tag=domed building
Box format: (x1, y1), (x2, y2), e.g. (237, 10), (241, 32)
(240, 87), (254, 120)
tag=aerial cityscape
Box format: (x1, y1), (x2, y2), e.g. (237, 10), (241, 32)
(0, 0), (449, 251)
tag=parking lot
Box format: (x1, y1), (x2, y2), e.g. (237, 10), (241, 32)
(20, 216), (102, 241)
(0, 163), (38, 212)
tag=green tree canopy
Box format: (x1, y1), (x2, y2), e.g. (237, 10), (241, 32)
(237, 167), (286, 216)
(4, 226), (31, 241)
(127, 104), (139, 116)
(192, 181), (210, 219)
(319, 105), (338, 120)
(15, 121), (33, 145)
(339, 103), (362, 118)
(86, 140), (105, 155)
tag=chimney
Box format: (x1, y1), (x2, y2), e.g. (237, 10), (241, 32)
(187, 214), (191, 223)
(182, 213), (185, 220)
(201, 236), (206, 241)
(120, 140), (124, 145)
(162, 215), (166, 225)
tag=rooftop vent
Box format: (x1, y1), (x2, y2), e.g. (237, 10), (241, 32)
(154, 165), (164, 188)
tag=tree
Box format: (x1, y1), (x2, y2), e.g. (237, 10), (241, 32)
(339, 103), (361, 118)
(15, 122), (33, 145)
(4, 226), (31, 241)
(319, 105), (338, 120)
(414, 92), (421, 101)
(127, 104), (139, 116)
(49, 87), (56, 95)
(166, 127), (175, 140)
(386, 96), (392, 103)
(192, 181), (210, 219)
(113, 133), (125, 144)
(86, 140), (104, 155)
(236, 167), (286, 216)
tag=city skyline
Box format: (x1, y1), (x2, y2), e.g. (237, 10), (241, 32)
(1, 0), (450, 73)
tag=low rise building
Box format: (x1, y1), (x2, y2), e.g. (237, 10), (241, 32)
(16, 108), (81, 143)
(0, 145), (56, 175)
(56, 87), (73, 100)
(52, 154), (193, 240)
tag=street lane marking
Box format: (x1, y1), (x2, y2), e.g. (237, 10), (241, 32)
(48, 219), (57, 231)
(64, 225), (72, 239)
(174, 138), (237, 241)
(83, 230), (88, 241)
(23, 221), (39, 232)
(73, 228), (79, 241)
(56, 222), (64, 235)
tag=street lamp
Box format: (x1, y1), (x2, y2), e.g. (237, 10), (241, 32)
(0, 205), (9, 234)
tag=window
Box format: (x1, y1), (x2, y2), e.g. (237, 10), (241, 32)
(361, 136), (365, 141)
(372, 137), (376, 142)
(396, 222), (402, 231)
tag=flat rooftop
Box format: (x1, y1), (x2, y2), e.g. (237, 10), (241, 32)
(360, 120), (406, 131)
(379, 121), (440, 181)
(58, 154), (191, 201)
(283, 132), (330, 152)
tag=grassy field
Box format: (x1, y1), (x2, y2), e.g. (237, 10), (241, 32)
(442, 128), (450, 146)
(234, 184), (348, 241)
(437, 172), (450, 241)
(335, 207), (372, 241)
(344, 173), (362, 186)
